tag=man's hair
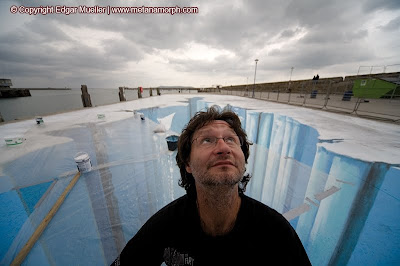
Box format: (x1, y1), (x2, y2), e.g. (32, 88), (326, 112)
(176, 106), (251, 194)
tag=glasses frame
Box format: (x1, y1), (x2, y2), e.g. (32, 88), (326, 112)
(191, 135), (243, 148)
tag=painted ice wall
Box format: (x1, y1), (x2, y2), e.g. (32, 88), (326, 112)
(0, 96), (399, 265)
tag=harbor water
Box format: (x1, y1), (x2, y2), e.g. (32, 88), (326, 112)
(0, 88), (196, 122)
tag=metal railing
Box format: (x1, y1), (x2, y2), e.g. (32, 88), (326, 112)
(214, 81), (400, 123)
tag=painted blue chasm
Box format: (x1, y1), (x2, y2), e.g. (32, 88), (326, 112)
(19, 181), (53, 214)
(347, 166), (400, 265)
(0, 190), (29, 261)
(1, 97), (399, 265)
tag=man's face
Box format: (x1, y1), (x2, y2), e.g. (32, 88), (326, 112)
(185, 120), (246, 189)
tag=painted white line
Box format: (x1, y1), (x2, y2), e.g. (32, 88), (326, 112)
(283, 203), (311, 221)
(336, 179), (355, 186)
(305, 197), (319, 207)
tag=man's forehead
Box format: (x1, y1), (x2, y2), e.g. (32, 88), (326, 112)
(195, 120), (233, 134)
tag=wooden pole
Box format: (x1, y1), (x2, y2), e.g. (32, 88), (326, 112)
(118, 87), (126, 102)
(11, 172), (81, 266)
(138, 87), (142, 98)
(81, 85), (92, 107)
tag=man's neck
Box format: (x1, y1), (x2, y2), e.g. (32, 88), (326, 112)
(196, 185), (241, 236)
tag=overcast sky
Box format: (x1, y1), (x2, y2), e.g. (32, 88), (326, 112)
(0, 0), (399, 88)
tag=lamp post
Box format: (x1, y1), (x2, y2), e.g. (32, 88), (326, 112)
(287, 66), (294, 92)
(287, 67), (294, 103)
(252, 59), (259, 98)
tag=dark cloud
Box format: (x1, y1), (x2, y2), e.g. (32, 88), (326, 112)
(379, 16), (400, 31)
(267, 32), (374, 72)
(362, 0), (400, 12)
(285, 0), (352, 27)
(280, 28), (301, 39)
(299, 29), (368, 45)
(167, 54), (246, 75)
(0, 0), (399, 87)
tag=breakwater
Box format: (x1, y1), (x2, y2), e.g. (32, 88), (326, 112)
(202, 72), (400, 94)
(0, 88), (71, 98)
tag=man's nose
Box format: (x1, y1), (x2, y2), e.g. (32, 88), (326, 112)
(214, 138), (231, 154)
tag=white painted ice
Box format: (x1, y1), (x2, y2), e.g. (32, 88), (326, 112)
(4, 94), (397, 164)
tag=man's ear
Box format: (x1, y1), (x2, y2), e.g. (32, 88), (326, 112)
(185, 163), (192, 174)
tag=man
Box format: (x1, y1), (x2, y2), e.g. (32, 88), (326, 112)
(112, 107), (311, 265)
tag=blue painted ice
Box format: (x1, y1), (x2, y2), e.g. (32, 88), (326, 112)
(0, 94), (399, 265)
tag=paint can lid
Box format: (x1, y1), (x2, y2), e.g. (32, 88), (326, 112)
(74, 152), (89, 162)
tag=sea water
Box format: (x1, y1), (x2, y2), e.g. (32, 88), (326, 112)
(0, 88), (138, 122)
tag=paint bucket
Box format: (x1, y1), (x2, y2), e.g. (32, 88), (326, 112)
(140, 113), (145, 120)
(36, 117), (44, 124)
(74, 152), (92, 173)
(4, 136), (25, 146)
(166, 135), (179, 151)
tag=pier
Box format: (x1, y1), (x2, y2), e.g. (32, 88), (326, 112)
(0, 78), (71, 98)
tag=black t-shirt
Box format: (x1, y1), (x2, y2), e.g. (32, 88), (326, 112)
(112, 193), (311, 266)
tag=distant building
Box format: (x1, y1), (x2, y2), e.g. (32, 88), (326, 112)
(0, 79), (13, 89)
(0, 79), (31, 98)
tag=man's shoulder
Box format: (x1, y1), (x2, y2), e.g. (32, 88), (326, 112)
(147, 194), (193, 224)
(241, 194), (291, 227)
(239, 195), (311, 265)
(159, 194), (191, 213)
(241, 194), (279, 215)
(114, 196), (193, 265)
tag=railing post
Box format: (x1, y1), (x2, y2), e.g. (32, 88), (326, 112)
(277, 88), (280, 102)
(323, 81), (332, 108)
(352, 98), (361, 113)
(390, 86), (397, 100)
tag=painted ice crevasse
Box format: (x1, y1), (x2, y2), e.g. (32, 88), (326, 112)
(0, 97), (398, 265)
(192, 100), (399, 266)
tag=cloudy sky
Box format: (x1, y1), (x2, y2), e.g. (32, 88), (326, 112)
(0, 0), (399, 89)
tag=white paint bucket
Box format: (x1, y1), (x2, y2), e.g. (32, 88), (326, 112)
(140, 113), (145, 120)
(36, 117), (44, 124)
(74, 152), (92, 173)
(4, 136), (25, 145)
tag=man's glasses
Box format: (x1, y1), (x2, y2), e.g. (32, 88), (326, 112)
(191, 135), (243, 148)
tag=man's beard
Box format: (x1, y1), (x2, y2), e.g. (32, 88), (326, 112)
(193, 161), (245, 189)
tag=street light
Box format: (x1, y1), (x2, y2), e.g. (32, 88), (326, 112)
(252, 59), (259, 98)
(287, 66), (294, 92)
